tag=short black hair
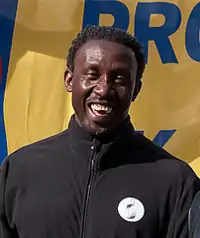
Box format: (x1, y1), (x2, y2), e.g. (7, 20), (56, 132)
(67, 25), (146, 98)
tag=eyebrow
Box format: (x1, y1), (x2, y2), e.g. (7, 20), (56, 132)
(84, 62), (100, 68)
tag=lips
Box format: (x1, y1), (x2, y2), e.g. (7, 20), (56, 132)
(88, 102), (113, 118)
(91, 103), (112, 114)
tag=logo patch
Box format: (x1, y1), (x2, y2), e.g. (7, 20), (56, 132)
(118, 197), (145, 222)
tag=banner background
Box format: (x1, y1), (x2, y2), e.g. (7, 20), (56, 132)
(1, 0), (200, 176)
(0, 0), (18, 161)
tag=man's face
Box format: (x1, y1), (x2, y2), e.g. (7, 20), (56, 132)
(65, 40), (138, 136)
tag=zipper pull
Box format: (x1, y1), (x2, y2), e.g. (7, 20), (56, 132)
(92, 139), (101, 153)
(90, 140), (100, 171)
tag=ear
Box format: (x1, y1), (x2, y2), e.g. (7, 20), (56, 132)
(64, 68), (73, 92)
(132, 80), (142, 102)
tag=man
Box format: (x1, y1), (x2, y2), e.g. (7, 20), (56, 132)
(0, 25), (199, 238)
(188, 191), (200, 237)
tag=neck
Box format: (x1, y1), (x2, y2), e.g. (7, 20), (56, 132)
(71, 114), (132, 143)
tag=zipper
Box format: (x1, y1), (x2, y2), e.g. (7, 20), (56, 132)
(80, 140), (100, 238)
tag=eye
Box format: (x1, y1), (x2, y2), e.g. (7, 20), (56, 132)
(114, 75), (126, 85)
(86, 70), (99, 80)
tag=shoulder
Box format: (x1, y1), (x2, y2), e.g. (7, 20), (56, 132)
(0, 129), (71, 191)
(1, 129), (70, 173)
(133, 132), (198, 182)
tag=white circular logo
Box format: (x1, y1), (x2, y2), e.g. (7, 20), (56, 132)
(118, 197), (145, 222)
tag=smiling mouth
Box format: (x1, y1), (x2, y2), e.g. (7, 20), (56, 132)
(89, 103), (113, 117)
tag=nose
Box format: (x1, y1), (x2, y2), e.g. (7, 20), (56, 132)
(93, 75), (114, 98)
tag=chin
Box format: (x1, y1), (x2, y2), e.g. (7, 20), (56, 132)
(83, 121), (106, 135)
(89, 124), (114, 137)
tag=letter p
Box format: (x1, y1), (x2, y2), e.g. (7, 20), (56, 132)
(82, 0), (130, 31)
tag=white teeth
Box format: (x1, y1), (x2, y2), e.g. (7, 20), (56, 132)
(91, 104), (112, 113)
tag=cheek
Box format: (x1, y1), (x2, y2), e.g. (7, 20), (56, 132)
(71, 81), (84, 109)
(72, 78), (84, 97)
(72, 77), (93, 107)
(73, 76), (92, 92)
(117, 86), (133, 101)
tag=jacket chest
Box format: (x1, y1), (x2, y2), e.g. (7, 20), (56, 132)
(14, 164), (165, 238)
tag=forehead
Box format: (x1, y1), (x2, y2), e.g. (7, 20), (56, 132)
(74, 39), (137, 68)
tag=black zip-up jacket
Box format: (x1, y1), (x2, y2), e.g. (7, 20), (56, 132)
(0, 116), (199, 238)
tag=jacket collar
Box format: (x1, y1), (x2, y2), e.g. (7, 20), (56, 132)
(68, 114), (135, 170)
(68, 114), (134, 145)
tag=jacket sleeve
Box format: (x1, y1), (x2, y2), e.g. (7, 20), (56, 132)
(188, 191), (200, 238)
(167, 174), (200, 238)
(0, 158), (16, 238)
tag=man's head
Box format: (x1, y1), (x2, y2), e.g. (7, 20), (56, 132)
(65, 25), (145, 136)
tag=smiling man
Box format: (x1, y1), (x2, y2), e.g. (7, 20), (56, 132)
(65, 37), (140, 136)
(0, 25), (199, 238)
